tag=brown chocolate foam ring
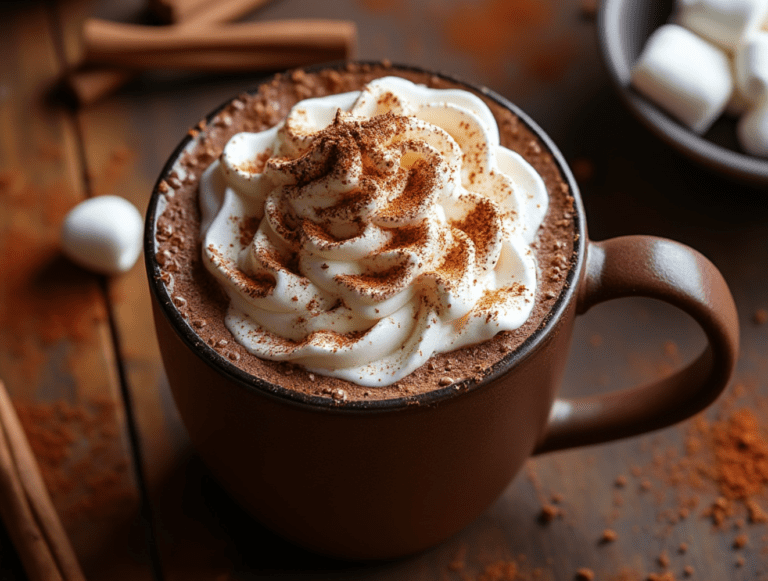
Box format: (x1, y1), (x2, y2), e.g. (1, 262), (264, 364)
(144, 61), (586, 411)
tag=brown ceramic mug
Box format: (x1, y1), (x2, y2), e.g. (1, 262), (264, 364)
(145, 64), (739, 560)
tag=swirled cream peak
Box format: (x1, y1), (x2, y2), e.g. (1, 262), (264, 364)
(200, 77), (549, 387)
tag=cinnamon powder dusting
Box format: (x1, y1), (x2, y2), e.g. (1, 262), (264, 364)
(379, 157), (436, 222)
(451, 197), (499, 263)
(335, 262), (411, 299)
(235, 149), (272, 174)
(435, 235), (470, 285)
(153, 63), (577, 401)
(15, 398), (136, 522)
(381, 222), (428, 251)
(207, 245), (275, 299)
(703, 408), (768, 501)
(239, 216), (260, 246)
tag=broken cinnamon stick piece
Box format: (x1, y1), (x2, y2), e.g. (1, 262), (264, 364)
(0, 380), (85, 581)
(65, 0), (275, 106)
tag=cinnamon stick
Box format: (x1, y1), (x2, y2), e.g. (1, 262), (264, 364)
(0, 380), (85, 581)
(0, 422), (63, 581)
(65, 0), (275, 106)
(81, 48), (349, 72)
(80, 19), (356, 71)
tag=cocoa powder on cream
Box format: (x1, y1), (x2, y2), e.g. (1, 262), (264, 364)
(153, 63), (577, 401)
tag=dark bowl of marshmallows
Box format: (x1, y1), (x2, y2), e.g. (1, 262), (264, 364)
(598, 0), (768, 185)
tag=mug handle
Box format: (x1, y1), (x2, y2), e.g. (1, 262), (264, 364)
(534, 235), (739, 454)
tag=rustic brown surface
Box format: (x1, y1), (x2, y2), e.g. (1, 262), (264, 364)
(0, 1), (153, 580)
(2, 0), (768, 579)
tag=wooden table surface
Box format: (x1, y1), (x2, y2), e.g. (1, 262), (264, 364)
(2, 1), (768, 579)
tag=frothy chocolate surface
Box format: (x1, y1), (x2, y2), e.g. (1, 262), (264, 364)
(153, 63), (577, 402)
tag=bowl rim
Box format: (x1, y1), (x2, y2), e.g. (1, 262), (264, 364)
(597, 0), (768, 185)
(144, 61), (587, 412)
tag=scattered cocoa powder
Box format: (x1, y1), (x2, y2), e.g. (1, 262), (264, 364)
(747, 499), (768, 523)
(701, 408), (768, 501)
(646, 573), (676, 581)
(477, 561), (518, 581)
(0, 142), (134, 354)
(442, 549), (544, 581)
(14, 397), (136, 523)
(448, 544), (468, 572)
(609, 569), (642, 581)
(657, 551), (669, 568)
(88, 145), (133, 197)
(538, 503), (560, 524)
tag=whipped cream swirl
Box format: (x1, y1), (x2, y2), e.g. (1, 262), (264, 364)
(200, 77), (549, 387)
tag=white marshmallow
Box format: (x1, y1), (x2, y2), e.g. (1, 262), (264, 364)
(631, 24), (734, 134)
(674, 0), (768, 52)
(735, 32), (768, 107)
(61, 195), (144, 275)
(726, 57), (753, 116)
(738, 97), (768, 156)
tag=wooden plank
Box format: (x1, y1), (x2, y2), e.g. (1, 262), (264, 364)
(53, 1), (238, 579)
(0, 3), (154, 580)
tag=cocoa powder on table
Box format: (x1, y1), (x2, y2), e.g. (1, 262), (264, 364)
(13, 397), (135, 523)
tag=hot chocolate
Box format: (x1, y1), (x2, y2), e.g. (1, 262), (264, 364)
(152, 62), (577, 401)
(146, 63), (737, 559)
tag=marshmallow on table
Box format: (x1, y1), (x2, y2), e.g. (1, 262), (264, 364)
(674, 0), (768, 52)
(60, 195), (143, 275)
(735, 32), (768, 106)
(734, 33), (768, 156)
(631, 24), (734, 134)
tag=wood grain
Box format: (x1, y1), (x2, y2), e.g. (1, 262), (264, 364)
(0, 2), (154, 580)
(68, 62), (238, 581)
(54, 1), (236, 579)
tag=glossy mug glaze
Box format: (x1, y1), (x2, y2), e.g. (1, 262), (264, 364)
(145, 64), (739, 560)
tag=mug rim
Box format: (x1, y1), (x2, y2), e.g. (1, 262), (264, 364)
(144, 61), (587, 412)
